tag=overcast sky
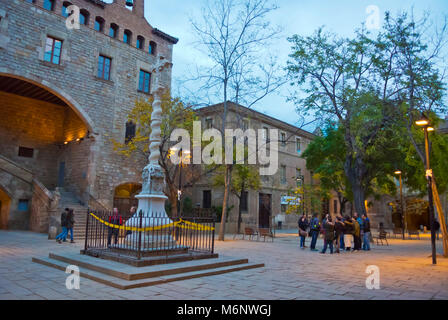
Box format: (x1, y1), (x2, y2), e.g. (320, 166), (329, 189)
(130, 0), (447, 131)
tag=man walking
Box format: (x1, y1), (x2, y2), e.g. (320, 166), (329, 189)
(56, 208), (69, 244)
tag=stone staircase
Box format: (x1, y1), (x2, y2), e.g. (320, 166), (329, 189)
(58, 189), (89, 241)
(32, 251), (264, 289)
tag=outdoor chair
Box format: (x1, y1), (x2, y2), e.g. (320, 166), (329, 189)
(258, 228), (274, 242)
(242, 227), (258, 241)
(373, 230), (389, 246)
(393, 228), (403, 238)
(408, 230), (420, 240)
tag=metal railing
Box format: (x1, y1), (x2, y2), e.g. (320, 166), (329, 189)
(84, 209), (215, 260)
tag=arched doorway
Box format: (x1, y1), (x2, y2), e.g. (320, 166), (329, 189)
(0, 73), (95, 230)
(0, 187), (11, 230)
(113, 183), (142, 218)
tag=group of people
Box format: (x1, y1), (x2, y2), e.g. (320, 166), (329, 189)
(55, 208), (75, 244)
(298, 212), (371, 254)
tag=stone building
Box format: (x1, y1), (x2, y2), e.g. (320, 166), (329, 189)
(189, 102), (340, 231)
(0, 0), (177, 235)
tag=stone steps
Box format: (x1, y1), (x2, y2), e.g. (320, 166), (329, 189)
(32, 252), (264, 290)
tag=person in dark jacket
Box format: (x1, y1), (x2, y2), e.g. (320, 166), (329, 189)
(298, 214), (309, 249)
(66, 209), (75, 243)
(56, 208), (69, 243)
(309, 213), (320, 251)
(362, 214), (371, 250)
(108, 208), (123, 247)
(434, 220), (440, 240)
(320, 215), (335, 254)
(334, 215), (345, 253)
(343, 216), (354, 251)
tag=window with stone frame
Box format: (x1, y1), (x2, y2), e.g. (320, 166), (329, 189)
(80, 9), (89, 26)
(125, 121), (136, 144)
(280, 165), (287, 184)
(202, 190), (212, 209)
(109, 23), (119, 38)
(97, 55), (111, 80)
(123, 29), (132, 45)
(149, 41), (157, 55)
(138, 70), (151, 93)
(136, 35), (145, 50)
(18, 146), (34, 158)
(280, 132), (286, 146)
(94, 17), (105, 32)
(43, 0), (55, 11)
(61, 2), (72, 17)
(296, 137), (301, 153)
(205, 117), (213, 129)
(44, 36), (62, 65)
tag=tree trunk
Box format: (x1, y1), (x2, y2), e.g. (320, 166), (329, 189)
(218, 164), (232, 240)
(344, 154), (367, 217)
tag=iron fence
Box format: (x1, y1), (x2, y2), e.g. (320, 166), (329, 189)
(84, 209), (215, 260)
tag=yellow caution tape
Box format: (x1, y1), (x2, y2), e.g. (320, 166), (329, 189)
(89, 213), (215, 232)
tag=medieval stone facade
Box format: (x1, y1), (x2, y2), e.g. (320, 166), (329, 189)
(0, 0), (177, 232)
(190, 102), (341, 231)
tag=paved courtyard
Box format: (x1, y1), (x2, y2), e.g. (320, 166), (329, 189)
(0, 230), (448, 300)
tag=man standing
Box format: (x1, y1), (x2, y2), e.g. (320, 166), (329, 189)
(334, 216), (345, 253)
(309, 213), (321, 252)
(56, 208), (69, 244)
(320, 215), (335, 254)
(362, 214), (371, 251)
(353, 213), (362, 251)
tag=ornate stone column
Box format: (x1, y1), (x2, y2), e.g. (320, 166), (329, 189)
(125, 56), (175, 248)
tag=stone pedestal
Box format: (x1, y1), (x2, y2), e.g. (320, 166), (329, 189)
(124, 163), (177, 249)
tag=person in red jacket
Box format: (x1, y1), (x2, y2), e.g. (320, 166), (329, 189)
(107, 208), (122, 247)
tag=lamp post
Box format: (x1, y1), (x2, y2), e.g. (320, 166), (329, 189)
(394, 170), (405, 240)
(297, 175), (305, 216)
(170, 147), (191, 218)
(415, 115), (437, 265)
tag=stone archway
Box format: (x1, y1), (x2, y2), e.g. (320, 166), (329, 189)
(0, 72), (97, 230)
(0, 187), (11, 230)
(113, 183), (142, 218)
(0, 71), (96, 133)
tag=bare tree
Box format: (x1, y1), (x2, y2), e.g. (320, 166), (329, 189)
(190, 0), (284, 240)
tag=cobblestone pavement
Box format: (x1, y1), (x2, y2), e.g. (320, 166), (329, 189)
(0, 230), (447, 300)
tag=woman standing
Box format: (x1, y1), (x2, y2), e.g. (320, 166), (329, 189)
(343, 216), (354, 251)
(298, 214), (309, 249)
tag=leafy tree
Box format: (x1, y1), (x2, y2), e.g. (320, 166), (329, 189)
(213, 163), (261, 233)
(111, 92), (197, 217)
(301, 125), (352, 214)
(287, 11), (448, 217)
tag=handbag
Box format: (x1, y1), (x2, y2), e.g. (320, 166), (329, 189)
(299, 228), (307, 237)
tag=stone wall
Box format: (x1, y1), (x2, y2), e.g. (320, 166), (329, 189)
(0, 0), (176, 229)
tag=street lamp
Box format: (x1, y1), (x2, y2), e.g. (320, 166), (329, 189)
(415, 114), (437, 265)
(169, 147), (191, 218)
(296, 175), (305, 216)
(394, 170), (406, 240)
